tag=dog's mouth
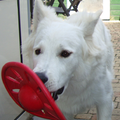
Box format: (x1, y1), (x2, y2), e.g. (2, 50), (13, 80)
(34, 72), (65, 101)
(51, 86), (64, 101)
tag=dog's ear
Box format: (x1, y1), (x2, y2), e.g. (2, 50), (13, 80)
(67, 10), (102, 37)
(33, 0), (57, 32)
(80, 10), (102, 57)
(67, 10), (102, 58)
(80, 10), (102, 37)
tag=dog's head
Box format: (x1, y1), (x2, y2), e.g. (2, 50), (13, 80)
(23, 0), (102, 100)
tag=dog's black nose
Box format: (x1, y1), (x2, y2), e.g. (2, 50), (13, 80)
(35, 72), (48, 83)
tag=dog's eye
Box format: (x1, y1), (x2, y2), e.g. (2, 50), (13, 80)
(60, 50), (72, 58)
(35, 49), (41, 55)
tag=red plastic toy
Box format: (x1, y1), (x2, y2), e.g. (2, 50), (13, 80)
(1, 62), (66, 120)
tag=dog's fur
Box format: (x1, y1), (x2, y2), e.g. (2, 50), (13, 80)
(22, 0), (114, 120)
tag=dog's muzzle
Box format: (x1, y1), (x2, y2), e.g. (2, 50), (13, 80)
(35, 72), (64, 101)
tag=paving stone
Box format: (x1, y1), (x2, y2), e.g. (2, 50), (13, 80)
(114, 92), (120, 97)
(91, 115), (97, 120)
(116, 76), (120, 79)
(115, 97), (120, 102)
(114, 88), (120, 92)
(89, 108), (96, 114)
(112, 84), (120, 88)
(117, 103), (120, 109)
(112, 109), (120, 116)
(112, 80), (119, 83)
(114, 102), (118, 109)
(75, 114), (92, 119)
(113, 97), (116, 101)
(115, 73), (120, 76)
(112, 116), (120, 120)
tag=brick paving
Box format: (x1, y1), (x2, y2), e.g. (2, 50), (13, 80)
(74, 21), (120, 120)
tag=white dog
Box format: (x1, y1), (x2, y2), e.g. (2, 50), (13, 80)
(22, 0), (114, 120)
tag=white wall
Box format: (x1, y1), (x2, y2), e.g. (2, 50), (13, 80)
(78, 0), (110, 20)
(0, 1), (22, 119)
(101, 0), (110, 20)
(78, 0), (103, 12)
(67, 0), (110, 20)
(0, 0), (30, 119)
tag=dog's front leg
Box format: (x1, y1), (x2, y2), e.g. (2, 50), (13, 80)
(96, 101), (113, 120)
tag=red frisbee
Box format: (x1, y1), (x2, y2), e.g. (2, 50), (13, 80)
(1, 62), (66, 120)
